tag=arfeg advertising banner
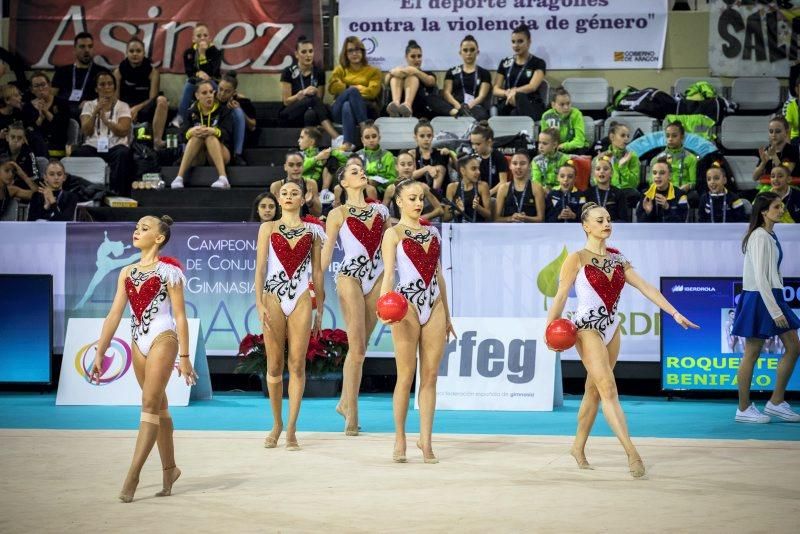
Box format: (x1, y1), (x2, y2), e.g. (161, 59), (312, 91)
(10, 0), (321, 73)
(65, 222), (394, 356)
(661, 277), (800, 392)
(338, 0), (668, 70)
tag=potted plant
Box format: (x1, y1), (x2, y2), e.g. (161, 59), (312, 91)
(235, 329), (348, 397)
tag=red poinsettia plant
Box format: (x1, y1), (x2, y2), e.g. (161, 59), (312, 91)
(234, 328), (348, 377)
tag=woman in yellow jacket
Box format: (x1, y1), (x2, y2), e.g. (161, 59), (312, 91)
(328, 36), (382, 152)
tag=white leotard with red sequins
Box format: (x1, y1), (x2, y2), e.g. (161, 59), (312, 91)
(336, 203), (389, 295)
(573, 248), (629, 345)
(394, 225), (441, 326)
(264, 222), (327, 317)
(125, 260), (186, 356)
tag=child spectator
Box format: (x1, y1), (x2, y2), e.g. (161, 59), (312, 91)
(51, 32), (108, 119)
(356, 121), (396, 196)
(298, 126), (347, 192)
(269, 151), (322, 217)
(587, 153), (626, 222)
(250, 191), (280, 222)
(545, 161), (586, 223)
(531, 127), (570, 192)
(540, 87), (588, 154)
(698, 162), (746, 223)
(606, 122), (641, 218)
(0, 84), (25, 138)
(753, 116), (799, 182)
(650, 121), (698, 194)
(469, 123), (508, 195)
(113, 38), (169, 149)
(173, 23), (221, 126)
(409, 119), (451, 193)
(767, 164), (800, 223)
(385, 40), (437, 118)
(0, 158), (35, 220)
(446, 154), (492, 222)
(433, 35), (492, 120)
(171, 80), (233, 190)
(279, 36), (339, 140)
(73, 72), (134, 196)
(383, 153), (443, 222)
(492, 25), (547, 120)
(27, 160), (78, 221)
(217, 72), (256, 166)
(782, 80), (800, 143)
(22, 72), (70, 158)
(0, 122), (40, 187)
(495, 150), (545, 222)
(636, 157), (689, 222)
(328, 36), (382, 152)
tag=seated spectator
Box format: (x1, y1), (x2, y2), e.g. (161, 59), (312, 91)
(766, 164), (800, 223)
(0, 84), (24, 136)
(469, 123), (508, 195)
(332, 154), (378, 207)
(545, 162), (586, 223)
(606, 122), (641, 217)
(495, 150), (545, 222)
(531, 127), (570, 192)
(250, 191), (280, 223)
(51, 32), (108, 120)
(651, 121), (698, 208)
(636, 157), (689, 222)
(385, 40), (437, 119)
(0, 158), (35, 220)
(327, 36), (382, 151)
(446, 154), (492, 222)
(174, 23), (221, 126)
(586, 153), (626, 222)
(22, 71), (70, 158)
(356, 121), (396, 196)
(113, 38), (169, 149)
(269, 151), (322, 217)
(540, 87), (588, 154)
(492, 25), (547, 120)
(73, 72), (133, 196)
(383, 153), (443, 223)
(217, 72), (256, 166)
(409, 119), (451, 193)
(784, 79), (800, 143)
(753, 116), (799, 183)
(171, 80), (233, 190)
(279, 36), (339, 140)
(0, 122), (41, 184)
(27, 160), (78, 221)
(298, 126), (346, 192)
(429, 35), (491, 120)
(698, 162), (746, 223)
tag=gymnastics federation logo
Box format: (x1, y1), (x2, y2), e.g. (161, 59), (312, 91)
(74, 337), (133, 385)
(361, 37), (378, 55)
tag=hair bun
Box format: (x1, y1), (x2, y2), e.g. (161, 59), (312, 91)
(160, 215), (174, 226)
(408, 39), (419, 47)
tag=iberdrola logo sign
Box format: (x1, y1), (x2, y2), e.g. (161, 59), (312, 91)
(536, 245), (570, 311)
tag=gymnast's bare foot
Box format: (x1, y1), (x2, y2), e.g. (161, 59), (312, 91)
(570, 447), (593, 469)
(155, 466), (181, 497)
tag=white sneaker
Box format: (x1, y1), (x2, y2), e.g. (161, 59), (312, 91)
(764, 401), (800, 422)
(332, 135), (344, 149)
(170, 176), (184, 189)
(170, 115), (183, 129)
(211, 176), (230, 189)
(735, 403), (770, 424)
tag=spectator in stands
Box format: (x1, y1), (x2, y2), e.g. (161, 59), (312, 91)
(546, 161), (586, 223)
(766, 164), (800, 223)
(532, 127), (570, 192)
(22, 72), (70, 158)
(217, 72), (256, 166)
(586, 153), (626, 222)
(332, 154), (378, 207)
(1, 122), (41, 185)
(356, 121), (396, 196)
(173, 23), (221, 127)
(383, 153), (443, 223)
(113, 38), (169, 150)
(298, 126), (347, 195)
(651, 121), (697, 194)
(540, 87), (588, 154)
(74, 71), (134, 196)
(408, 119), (451, 193)
(698, 162), (746, 223)
(269, 151), (322, 217)
(250, 191), (280, 223)
(492, 24), (547, 120)
(170, 81), (233, 190)
(0, 157), (35, 212)
(27, 160), (78, 221)
(51, 32), (108, 120)
(606, 122), (641, 218)
(783, 79), (800, 143)
(636, 157), (689, 222)
(384, 40), (437, 119)
(429, 35), (491, 120)
(0, 84), (24, 135)
(495, 150), (545, 222)
(279, 36), (339, 140)
(469, 123), (507, 195)
(753, 116), (799, 183)
(328, 36), (382, 152)
(446, 154), (491, 222)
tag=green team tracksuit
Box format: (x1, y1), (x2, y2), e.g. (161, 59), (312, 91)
(650, 146), (698, 189)
(540, 107), (587, 152)
(356, 146), (397, 194)
(609, 146), (640, 190)
(302, 147), (348, 186)
(531, 151), (571, 189)
(783, 97), (800, 141)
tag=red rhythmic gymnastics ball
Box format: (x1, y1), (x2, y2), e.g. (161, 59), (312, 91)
(545, 319), (578, 351)
(377, 291), (408, 322)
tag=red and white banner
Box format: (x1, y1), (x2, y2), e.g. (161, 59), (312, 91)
(10, 0), (322, 73)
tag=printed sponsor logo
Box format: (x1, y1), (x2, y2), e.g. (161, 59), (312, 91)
(673, 284), (716, 293)
(614, 50), (659, 63)
(75, 337), (132, 385)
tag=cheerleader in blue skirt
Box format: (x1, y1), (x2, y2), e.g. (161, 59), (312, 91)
(732, 192), (800, 423)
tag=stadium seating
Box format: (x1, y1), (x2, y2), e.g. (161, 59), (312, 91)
(562, 78), (611, 111)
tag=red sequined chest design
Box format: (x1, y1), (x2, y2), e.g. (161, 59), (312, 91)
(402, 236), (440, 287)
(583, 263), (625, 312)
(125, 274), (163, 322)
(346, 214), (384, 259)
(270, 233), (312, 278)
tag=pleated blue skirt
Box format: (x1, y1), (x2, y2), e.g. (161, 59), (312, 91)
(731, 289), (800, 339)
